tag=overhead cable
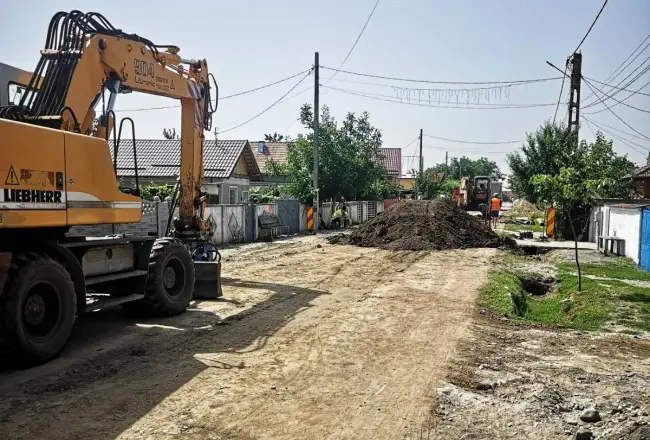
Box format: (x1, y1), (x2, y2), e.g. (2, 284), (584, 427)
(572, 0), (609, 55)
(583, 117), (647, 155)
(423, 134), (525, 145)
(324, 0), (381, 85)
(323, 85), (556, 109)
(321, 66), (563, 86)
(583, 75), (650, 97)
(582, 79), (650, 141)
(122, 69), (313, 112)
(217, 69), (313, 134)
(582, 78), (650, 114)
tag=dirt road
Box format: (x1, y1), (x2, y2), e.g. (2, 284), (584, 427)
(0, 235), (494, 440)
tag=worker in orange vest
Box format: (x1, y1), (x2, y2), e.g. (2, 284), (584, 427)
(490, 193), (502, 229)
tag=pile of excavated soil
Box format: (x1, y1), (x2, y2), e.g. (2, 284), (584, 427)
(504, 199), (544, 218)
(340, 200), (501, 251)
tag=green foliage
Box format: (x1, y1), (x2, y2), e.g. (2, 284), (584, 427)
(163, 128), (178, 139)
(248, 186), (278, 204)
(506, 121), (577, 202)
(428, 156), (503, 181)
(263, 158), (288, 176)
(140, 184), (173, 201)
(264, 132), (284, 142)
(282, 104), (395, 204)
(415, 169), (444, 199)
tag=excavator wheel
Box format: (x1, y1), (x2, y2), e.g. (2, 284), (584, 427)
(125, 238), (195, 317)
(2, 253), (77, 363)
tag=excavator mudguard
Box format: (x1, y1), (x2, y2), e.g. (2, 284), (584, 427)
(193, 260), (223, 299)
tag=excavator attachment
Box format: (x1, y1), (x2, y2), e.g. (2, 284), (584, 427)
(193, 261), (223, 299)
(190, 242), (223, 299)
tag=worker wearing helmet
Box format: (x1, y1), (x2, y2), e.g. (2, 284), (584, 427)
(490, 193), (502, 229)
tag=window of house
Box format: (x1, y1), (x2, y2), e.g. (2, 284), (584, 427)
(229, 187), (237, 205)
(257, 141), (264, 153)
(241, 191), (248, 203)
(208, 194), (219, 204)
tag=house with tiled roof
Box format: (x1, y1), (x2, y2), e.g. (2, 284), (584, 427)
(251, 141), (290, 171)
(110, 139), (262, 204)
(379, 148), (402, 181)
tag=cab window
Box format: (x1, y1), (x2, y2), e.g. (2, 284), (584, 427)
(8, 82), (36, 105)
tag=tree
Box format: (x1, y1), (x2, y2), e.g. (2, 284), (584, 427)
(506, 120), (577, 202)
(163, 128), (179, 139)
(283, 104), (396, 204)
(264, 132), (285, 142)
(531, 132), (635, 290)
(428, 156), (503, 181)
(263, 158), (288, 176)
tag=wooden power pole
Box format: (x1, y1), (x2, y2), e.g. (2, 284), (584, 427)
(313, 51), (320, 231)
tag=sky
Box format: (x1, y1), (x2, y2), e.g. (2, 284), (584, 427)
(1, 0), (649, 176)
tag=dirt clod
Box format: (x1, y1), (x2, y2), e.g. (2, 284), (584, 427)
(343, 200), (501, 251)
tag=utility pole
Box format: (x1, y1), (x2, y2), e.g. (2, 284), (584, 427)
(567, 53), (582, 139)
(445, 151), (448, 177)
(419, 128), (423, 176)
(313, 51), (320, 231)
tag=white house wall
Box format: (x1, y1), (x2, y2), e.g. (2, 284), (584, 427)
(608, 208), (641, 263)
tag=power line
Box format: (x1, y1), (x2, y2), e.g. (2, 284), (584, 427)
(553, 65), (568, 123)
(323, 85), (556, 109)
(583, 116), (647, 155)
(579, 116), (650, 142)
(583, 67), (650, 114)
(600, 33), (650, 84)
(572, 0), (609, 55)
(423, 145), (508, 154)
(583, 52), (650, 105)
(583, 75), (650, 97)
(581, 78), (650, 141)
(217, 69), (313, 134)
(400, 137), (419, 150)
(423, 133), (525, 145)
(121, 69), (312, 112)
(324, 0), (381, 85)
(582, 77), (650, 114)
(321, 66), (563, 86)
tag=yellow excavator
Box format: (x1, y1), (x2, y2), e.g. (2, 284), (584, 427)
(0, 11), (222, 363)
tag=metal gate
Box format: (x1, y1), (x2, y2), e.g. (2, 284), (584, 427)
(276, 199), (300, 235)
(245, 204), (255, 242)
(640, 209), (650, 272)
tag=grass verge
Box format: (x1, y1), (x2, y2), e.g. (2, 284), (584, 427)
(478, 254), (650, 332)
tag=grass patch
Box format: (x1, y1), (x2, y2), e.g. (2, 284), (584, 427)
(503, 223), (545, 233)
(558, 258), (650, 281)
(478, 260), (650, 332)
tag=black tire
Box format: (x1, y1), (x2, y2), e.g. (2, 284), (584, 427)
(140, 238), (195, 317)
(2, 253), (76, 363)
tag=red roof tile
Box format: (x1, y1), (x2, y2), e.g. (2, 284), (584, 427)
(251, 141), (289, 171)
(380, 148), (402, 176)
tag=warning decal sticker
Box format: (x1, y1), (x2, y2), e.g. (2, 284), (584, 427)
(5, 166), (19, 186)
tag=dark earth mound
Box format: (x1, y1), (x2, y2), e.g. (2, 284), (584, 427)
(334, 200), (501, 251)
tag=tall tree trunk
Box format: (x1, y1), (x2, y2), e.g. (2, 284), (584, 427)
(566, 206), (582, 292)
